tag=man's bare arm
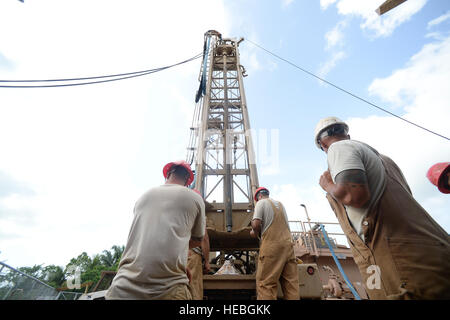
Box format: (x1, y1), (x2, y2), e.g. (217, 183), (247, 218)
(189, 236), (202, 249)
(250, 219), (262, 239)
(201, 229), (210, 273)
(320, 169), (370, 208)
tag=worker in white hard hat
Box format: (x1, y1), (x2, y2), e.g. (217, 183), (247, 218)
(250, 187), (299, 300)
(315, 117), (450, 300)
(105, 161), (205, 300)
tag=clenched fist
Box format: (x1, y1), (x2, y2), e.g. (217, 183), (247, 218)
(319, 170), (333, 192)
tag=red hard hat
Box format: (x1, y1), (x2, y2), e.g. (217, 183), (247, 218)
(254, 187), (269, 202)
(163, 160), (194, 186)
(427, 162), (450, 194)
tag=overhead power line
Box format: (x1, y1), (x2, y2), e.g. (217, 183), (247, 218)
(0, 53), (202, 88)
(246, 39), (449, 142)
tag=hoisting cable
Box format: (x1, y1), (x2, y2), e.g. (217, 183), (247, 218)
(246, 39), (449, 142)
(195, 35), (212, 103)
(319, 224), (362, 300)
(0, 53), (202, 88)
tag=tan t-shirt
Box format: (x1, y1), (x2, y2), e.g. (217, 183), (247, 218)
(327, 140), (385, 241)
(252, 198), (290, 236)
(106, 184), (205, 299)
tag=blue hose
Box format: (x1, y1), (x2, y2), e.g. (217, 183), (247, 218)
(319, 224), (362, 300)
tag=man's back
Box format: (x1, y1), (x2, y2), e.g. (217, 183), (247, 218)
(253, 196), (299, 300)
(253, 198), (290, 236)
(106, 184), (205, 299)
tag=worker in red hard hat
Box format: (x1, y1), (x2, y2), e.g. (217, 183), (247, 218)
(187, 189), (211, 300)
(106, 161), (205, 300)
(250, 187), (299, 300)
(163, 160), (195, 186)
(315, 116), (450, 300)
(427, 162), (450, 194)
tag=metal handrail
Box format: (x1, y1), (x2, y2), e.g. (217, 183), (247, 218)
(289, 219), (349, 255)
(0, 261), (83, 300)
(0, 261), (55, 291)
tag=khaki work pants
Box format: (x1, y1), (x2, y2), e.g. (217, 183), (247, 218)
(187, 249), (203, 300)
(256, 243), (299, 300)
(159, 283), (192, 300)
(256, 200), (299, 300)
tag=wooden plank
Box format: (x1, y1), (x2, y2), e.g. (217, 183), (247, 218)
(206, 202), (251, 211)
(203, 274), (256, 290)
(376, 0), (407, 15)
(207, 227), (259, 251)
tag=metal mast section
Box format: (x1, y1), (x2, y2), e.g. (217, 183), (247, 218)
(186, 30), (259, 251)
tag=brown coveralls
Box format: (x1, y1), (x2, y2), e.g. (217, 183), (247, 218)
(326, 154), (450, 299)
(256, 200), (300, 300)
(187, 248), (203, 300)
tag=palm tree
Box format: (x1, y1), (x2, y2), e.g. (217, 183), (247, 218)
(111, 245), (124, 267)
(100, 250), (114, 267)
(42, 265), (65, 288)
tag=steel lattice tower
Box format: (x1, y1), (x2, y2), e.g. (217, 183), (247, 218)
(188, 31), (259, 251)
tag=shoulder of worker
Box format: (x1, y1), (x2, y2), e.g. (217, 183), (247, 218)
(136, 184), (182, 198)
(257, 198), (283, 210)
(329, 139), (379, 155)
(175, 186), (205, 205)
(328, 140), (387, 183)
(255, 197), (271, 208)
(328, 139), (360, 152)
(141, 185), (204, 203)
(187, 187), (205, 204)
(152, 184), (193, 193)
(327, 140), (369, 166)
(253, 198), (269, 219)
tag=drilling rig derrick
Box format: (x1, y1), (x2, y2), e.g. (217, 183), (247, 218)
(188, 30), (259, 254)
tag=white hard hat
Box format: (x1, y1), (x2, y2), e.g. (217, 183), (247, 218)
(314, 117), (349, 149)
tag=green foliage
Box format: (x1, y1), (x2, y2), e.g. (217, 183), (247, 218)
(1, 245), (124, 295)
(42, 265), (65, 289)
(62, 245), (124, 293)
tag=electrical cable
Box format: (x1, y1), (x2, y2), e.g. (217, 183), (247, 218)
(0, 66), (164, 83)
(246, 39), (449, 142)
(0, 53), (202, 88)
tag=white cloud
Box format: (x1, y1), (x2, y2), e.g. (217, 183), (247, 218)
(425, 31), (450, 41)
(247, 53), (262, 71)
(317, 50), (346, 79)
(0, 0), (230, 268)
(321, 0), (427, 38)
(282, 0), (295, 8)
(239, 32), (278, 74)
(318, 1), (427, 95)
(320, 0), (338, 10)
(345, 34), (450, 232)
(319, 19), (348, 84)
(325, 20), (348, 50)
(427, 11), (450, 29)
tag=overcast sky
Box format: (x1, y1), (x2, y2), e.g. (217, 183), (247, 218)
(0, 0), (449, 269)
